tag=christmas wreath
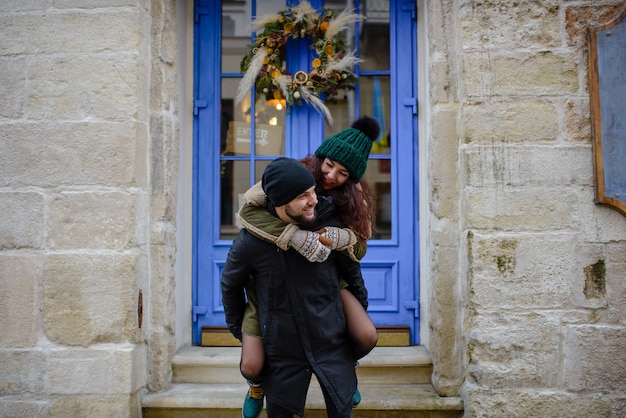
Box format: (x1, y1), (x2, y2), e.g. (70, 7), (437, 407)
(235, 1), (361, 125)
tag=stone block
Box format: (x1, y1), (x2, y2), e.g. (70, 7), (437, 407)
(429, 59), (454, 104)
(53, 0), (136, 9)
(0, 350), (45, 395)
(466, 188), (579, 232)
(42, 253), (139, 346)
(464, 145), (593, 187)
(579, 188), (626, 242)
(469, 235), (605, 309)
(430, 108), (460, 218)
(50, 394), (140, 418)
(149, 245), (176, 334)
(0, 255), (39, 347)
(426, 1), (453, 56)
(0, 57), (27, 119)
(467, 390), (612, 418)
(462, 100), (558, 143)
(0, 192), (44, 249)
(468, 312), (560, 388)
(27, 54), (147, 122)
(46, 346), (145, 395)
(0, 396), (50, 417)
(47, 191), (136, 249)
(0, 10), (142, 55)
(0, 122), (143, 187)
(565, 3), (625, 47)
(565, 98), (592, 143)
(563, 325), (626, 391)
(429, 244), (463, 393)
(601, 244), (626, 323)
(459, 0), (561, 50)
(0, 1), (48, 12)
(463, 52), (578, 97)
(146, 330), (175, 392)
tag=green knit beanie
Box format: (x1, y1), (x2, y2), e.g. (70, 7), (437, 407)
(315, 116), (380, 181)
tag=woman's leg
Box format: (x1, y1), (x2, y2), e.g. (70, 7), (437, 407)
(240, 333), (265, 381)
(341, 288), (378, 359)
(241, 333), (265, 418)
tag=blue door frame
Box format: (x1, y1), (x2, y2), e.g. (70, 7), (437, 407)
(192, 0), (420, 345)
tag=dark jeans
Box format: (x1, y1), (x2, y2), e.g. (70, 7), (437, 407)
(265, 382), (354, 418)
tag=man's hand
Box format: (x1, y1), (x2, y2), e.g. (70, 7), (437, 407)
(315, 227), (352, 250)
(289, 230), (331, 262)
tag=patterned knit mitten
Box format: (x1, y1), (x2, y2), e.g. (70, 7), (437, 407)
(289, 230), (331, 262)
(316, 226), (353, 250)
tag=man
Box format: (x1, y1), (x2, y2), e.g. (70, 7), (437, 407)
(221, 157), (368, 418)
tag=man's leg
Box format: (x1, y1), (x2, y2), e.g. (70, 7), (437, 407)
(265, 397), (299, 418)
(319, 382), (354, 418)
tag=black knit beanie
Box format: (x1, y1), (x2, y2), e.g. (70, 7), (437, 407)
(262, 157), (316, 207)
(314, 115), (380, 181)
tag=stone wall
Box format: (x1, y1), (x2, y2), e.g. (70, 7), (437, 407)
(425, 0), (626, 416)
(0, 0), (179, 416)
(1, 0), (625, 417)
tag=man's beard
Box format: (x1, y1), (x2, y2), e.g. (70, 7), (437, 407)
(285, 205), (317, 227)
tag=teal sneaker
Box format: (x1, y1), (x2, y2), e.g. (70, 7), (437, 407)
(242, 384), (264, 418)
(353, 387), (361, 406)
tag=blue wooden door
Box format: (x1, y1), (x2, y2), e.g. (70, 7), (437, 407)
(192, 0), (420, 344)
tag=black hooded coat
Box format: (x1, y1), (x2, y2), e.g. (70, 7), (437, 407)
(221, 197), (368, 416)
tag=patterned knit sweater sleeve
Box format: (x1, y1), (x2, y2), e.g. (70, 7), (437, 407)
(237, 182), (299, 251)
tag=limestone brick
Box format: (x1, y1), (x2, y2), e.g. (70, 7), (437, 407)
(0, 10), (142, 55)
(565, 98), (592, 142)
(0, 192), (44, 249)
(429, 59), (454, 104)
(461, 100), (558, 143)
(0, 57), (27, 119)
(467, 390), (612, 418)
(42, 253), (139, 346)
(149, 245), (176, 335)
(467, 312), (561, 388)
(469, 235), (607, 309)
(429, 245), (464, 395)
(602, 244), (626, 323)
(47, 191), (137, 249)
(430, 108), (460, 219)
(563, 325), (626, 392)
(46, 346), (145, 395)
(53, 0), (137, 9)
(0, 255), (39, 347)
(146, 330), (175, 393)
(463, 52), (578, 98)
(27, 54), (147, 122)
(464, 145), (593, 187)
(459, 0), (561, 50)
(466, 188), (580, 231)
(578, 189), (626, 242)
(0, 396), (50, 418)
(0, 122), (144, 187)
(50, 394), (140, 418)
(564, 2), (626, 47)
(0, 350), (45, 395)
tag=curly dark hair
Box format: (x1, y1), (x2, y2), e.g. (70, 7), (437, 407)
(300, 154), (376, 241)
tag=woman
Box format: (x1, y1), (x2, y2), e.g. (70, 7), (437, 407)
(237, 116), (380, 418)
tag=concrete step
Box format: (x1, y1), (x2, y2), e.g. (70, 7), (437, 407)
(141, 382), (464, 418)
(142, 345), (464, 417)
(172, 345), (434, 385)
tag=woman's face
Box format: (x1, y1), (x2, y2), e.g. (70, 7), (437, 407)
(320, 158), (350, 190)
